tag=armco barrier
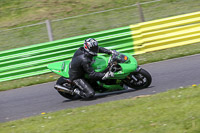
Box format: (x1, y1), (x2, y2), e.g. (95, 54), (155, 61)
(0, 11), (200, 82)
(131, 11), (200, 55)
(0, 26), (133, 82)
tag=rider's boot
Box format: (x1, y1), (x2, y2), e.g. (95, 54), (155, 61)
(73, 79), (95, 99)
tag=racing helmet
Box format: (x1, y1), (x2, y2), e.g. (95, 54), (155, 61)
(84, 38), (99, 56)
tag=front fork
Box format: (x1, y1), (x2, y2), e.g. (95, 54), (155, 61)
(134, 66), (142, 73)
(125, 66), (142, 82)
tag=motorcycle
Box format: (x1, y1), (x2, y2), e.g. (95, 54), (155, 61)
(47, 52), (152, 100)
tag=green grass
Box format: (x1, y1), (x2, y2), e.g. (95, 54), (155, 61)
(0, 0), (199, 51)
(0, 42), (200, 91)
(135, 43), (200, 65)
(1, 84), (200, 133)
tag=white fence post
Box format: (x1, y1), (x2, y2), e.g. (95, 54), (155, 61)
(45, 20), (54, 41)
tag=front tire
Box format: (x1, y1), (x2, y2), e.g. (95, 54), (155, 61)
(126, 69), (152, 89)
(56, 77), (80, 100)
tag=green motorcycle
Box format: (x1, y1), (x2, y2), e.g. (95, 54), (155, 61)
(47, 52), (152, 100)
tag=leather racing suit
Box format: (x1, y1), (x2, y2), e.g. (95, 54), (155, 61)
(69, 47), (112, 98)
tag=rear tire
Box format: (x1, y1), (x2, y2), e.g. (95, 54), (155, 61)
(126, 69), (152, 89)
(56, 77), (80, 100)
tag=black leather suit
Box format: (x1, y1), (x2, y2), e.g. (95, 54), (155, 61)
(69, 47), (112, 98)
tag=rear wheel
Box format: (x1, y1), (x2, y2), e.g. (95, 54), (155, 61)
(56, 77), (80, 100)
(125, 69), (152, 89)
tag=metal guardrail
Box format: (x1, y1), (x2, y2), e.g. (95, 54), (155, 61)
(131, 11), (200, 54)
(0, 11), (200, 82)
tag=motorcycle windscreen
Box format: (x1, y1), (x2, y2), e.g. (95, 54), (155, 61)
(92, 55), (108, 72)
(119, 53), (138, 73)
(47, 60), (71, 78)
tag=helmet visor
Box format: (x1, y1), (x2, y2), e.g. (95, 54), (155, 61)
(88, 46), (99, 56)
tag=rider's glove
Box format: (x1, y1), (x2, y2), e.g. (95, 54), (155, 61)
(102, 71), (114, 80)
(111, 50), (119, 55)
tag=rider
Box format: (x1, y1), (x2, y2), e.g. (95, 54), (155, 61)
(69, 38), (116, 99)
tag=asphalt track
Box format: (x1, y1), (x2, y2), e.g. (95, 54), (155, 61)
(0, 54), (200, 123)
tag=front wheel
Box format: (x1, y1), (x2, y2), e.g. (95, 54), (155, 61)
(125, 69), (152, 89)
(56, 77), (80, 100)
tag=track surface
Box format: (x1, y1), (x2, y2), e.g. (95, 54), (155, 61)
(1, 54), (200, 122)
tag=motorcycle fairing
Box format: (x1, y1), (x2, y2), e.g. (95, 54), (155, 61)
(47, 53), (138, 79)
(47, 60), (70, 78)
(92, 53), (138, 79)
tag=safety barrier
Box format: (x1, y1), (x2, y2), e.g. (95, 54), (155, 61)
(0, 11), (199, 82)
(131, 11), (200, 55)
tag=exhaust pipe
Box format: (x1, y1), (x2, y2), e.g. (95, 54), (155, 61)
(55, 85), (135, 98)
(54, 84), (74, 95)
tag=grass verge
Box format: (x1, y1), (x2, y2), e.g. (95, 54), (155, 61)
(1, 84), (200, 132)
(0, 42), (200, 91)
(0, 0), (199, 51)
